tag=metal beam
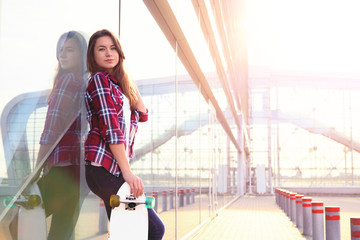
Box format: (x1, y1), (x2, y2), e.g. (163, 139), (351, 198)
(252, 110), (360, 153)
(210, 0), (248, 125)
(143, 0), (241, 152)
(222, 0), (249, 124)
(250, 72), (360, 90)
(191, 0), (240, 130)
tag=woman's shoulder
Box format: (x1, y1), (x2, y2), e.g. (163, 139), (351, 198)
(89, 72), (110, 85)
(90, 72), (109, 81)
(93, 72), (109, 78)
(56, 73), (81, 88)
(58, 72), (76, 81)
(89, 72), (119, 88)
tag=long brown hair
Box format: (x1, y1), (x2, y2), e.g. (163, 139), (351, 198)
(48, 31), (88, 103)
(87, 29), (138, 110)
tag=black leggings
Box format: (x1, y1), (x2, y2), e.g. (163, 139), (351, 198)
(85, 164), (165, 240)
(38, 165), (81, 240)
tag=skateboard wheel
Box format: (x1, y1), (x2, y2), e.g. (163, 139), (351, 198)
(110, 194), (120, 208)
(145, 197), (155, 209)
(3, 196), (15, 207)
(28, 195), (41, 207)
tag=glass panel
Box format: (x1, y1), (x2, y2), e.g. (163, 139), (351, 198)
(0, 1), (120, 239)
(168, 0), (236, 138)
(0, 0), (241, 239)
(176, 79), (205, 238)
(121, 2), (178, 240)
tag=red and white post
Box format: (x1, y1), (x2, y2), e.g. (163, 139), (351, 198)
(152, 191), (158, 212)
(296, 194), (304, 229)
(280, 190), (285, 211)
(286, 191), (291, 217)
(290, 193), (297, 222)
(162, 190), (167, 212)
(191, 188), (195, 204)
(302, 197), (312, 236)
(325, 206), (340, 240)
(169, 189), (174, 209)
(312, 201), (324, 240)
(99, 199), (108, 233)
(351, 217), (360, 240)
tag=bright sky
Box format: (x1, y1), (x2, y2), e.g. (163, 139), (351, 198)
(247, 0), (360, 75)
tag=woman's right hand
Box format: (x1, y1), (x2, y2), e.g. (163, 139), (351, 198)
(122, 171), (144, 198)
(109, 143), (144, 198)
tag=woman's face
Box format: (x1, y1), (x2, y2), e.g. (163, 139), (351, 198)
(58, 38), (81, 72)
(94, 36), (120, 73)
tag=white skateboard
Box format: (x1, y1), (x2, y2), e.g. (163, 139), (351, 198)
(108, 182), (154, 239)
(4, 182), (47, 240)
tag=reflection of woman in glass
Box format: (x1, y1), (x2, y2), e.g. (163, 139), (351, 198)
(36, 31), (88, 240)
(84, 29), (165, 239)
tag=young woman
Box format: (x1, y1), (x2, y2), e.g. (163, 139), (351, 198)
(9, 31), (89, 240)
(37, 31), (89, 240)
(84, 29), (165, 239)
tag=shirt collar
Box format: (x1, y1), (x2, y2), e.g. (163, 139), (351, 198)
(102, 72), (119, 86)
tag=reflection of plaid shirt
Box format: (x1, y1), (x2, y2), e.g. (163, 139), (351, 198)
(84, 72), (148, 177)
(40, 73), (83, 170)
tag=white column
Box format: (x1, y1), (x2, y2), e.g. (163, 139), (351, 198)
(237, 115), (244, 196)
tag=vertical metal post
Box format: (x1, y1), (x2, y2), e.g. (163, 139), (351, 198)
(276, 86), (280, 187)
(169, 190), (174, 209)
(152, 191), (158, 212)
(290, 193), (296, 222)
(325, 206), (341, 240)
(343, 91), (348, 185)
(191, 188), (195, 204)
(227, 136), (231, 193)
(303, 197), (313, 236)
(237, 115), (244, 196)
(296, 194), (304, 229)
(280, 190), (284, 210)
(267, 84), (273, 194)
(178, 189), (184, 207)
(208, 108), (212, 217)
(349, 91), (354, 185)
(248, 154), (252, 194)
(174, 39), (179, 240)
(98, 199), (108, 233)
(286, 191), (290, 217)
(118, 0), (122, 37)
(186, 189), (190, 205)
(350, 218), (360, 240)
(162, 191), (167, 212)
(198, 83), (202, 224)
(312, 201), (324, 240)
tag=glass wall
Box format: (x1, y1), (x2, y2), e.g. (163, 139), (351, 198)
(0, 1), (241, 239)
(249, 79), (360, 188)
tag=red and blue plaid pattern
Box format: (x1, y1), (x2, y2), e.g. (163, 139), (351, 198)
(40, 73), (83, 170)
(84, 72), (148, 177)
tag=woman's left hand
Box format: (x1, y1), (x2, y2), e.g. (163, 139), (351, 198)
(122, 170), (144, 198)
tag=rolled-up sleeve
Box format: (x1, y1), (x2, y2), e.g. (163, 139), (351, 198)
(137, 109), (148, 122)
(88, 74), (125, 145)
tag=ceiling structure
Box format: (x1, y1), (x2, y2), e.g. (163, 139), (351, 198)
(143, 0), (249, 152)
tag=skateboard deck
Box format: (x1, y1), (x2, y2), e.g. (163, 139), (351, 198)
(108, 182), (154, 239)
(3, 182), (46, 240)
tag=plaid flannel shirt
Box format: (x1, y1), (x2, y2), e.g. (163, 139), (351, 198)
(84, 72), (148, 177)
(40, 73), (83, 170)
